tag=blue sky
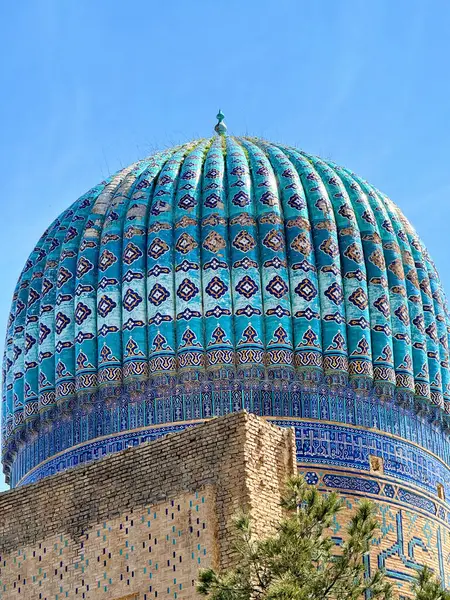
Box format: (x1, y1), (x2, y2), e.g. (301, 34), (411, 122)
(0, 0), (449, 490)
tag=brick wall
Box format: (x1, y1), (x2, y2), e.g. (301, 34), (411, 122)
(0, 412), (296, 600)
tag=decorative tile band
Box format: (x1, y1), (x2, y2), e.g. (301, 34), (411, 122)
(271, 419), (450, 501)
(323, 473), (381, 495)
(18, 423), (195, 486)
(16, 407), (450, 507)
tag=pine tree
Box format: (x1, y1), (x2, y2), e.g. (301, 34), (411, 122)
(197, 475), (392, 600)
(412, 566), (450, 600)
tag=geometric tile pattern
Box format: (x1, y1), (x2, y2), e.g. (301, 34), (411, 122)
(10, 390), (450, 496)
(298, 465), (450, 595)
(3, 135), (450, 486)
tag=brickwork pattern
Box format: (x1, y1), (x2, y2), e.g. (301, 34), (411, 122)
(0, 488), (215, 599)
(0, 412), (296, 599)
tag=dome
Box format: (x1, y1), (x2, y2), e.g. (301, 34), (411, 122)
(3, 130), (450, 486)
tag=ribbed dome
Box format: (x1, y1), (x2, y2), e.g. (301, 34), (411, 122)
(3, 135), (450, 484)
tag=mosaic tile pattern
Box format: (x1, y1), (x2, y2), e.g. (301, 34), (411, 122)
(15, 410), (450, 499)
(10, 388), (450, 489)
(3, 135), (450, 484)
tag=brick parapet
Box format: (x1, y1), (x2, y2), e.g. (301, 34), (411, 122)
(0, 411), (295, 600)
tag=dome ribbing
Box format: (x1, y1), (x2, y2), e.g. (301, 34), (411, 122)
(3, 135), (450, 485)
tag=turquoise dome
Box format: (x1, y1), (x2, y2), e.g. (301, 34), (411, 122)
(3, 134), (450, 485)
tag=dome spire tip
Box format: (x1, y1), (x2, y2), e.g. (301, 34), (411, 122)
(214, 109), (227, 136)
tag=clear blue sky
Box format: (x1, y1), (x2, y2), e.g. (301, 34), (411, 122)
(1, 0), (449, 491)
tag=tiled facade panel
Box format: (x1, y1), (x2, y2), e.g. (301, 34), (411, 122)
(298, 465), (450, 598)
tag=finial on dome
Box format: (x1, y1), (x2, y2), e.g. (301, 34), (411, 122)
(214, 110), (227, 136)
